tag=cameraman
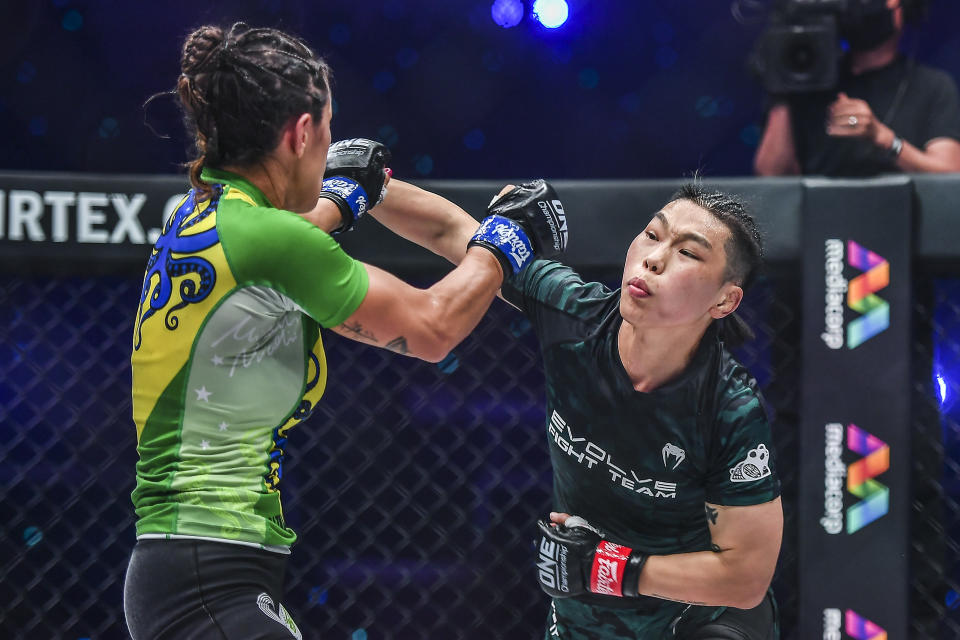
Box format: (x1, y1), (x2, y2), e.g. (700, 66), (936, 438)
(754, 0), (960, 176)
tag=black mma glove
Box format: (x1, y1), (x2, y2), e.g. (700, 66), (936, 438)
(487, 179), (567, 258)
(320, 138), (391, 233)
(535, 516), (648, 599)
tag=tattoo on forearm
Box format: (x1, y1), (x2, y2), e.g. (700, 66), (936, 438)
(650, 593), (707, 606)
(338, 321), (377, 342)
(385, 336), (409, 355)
(705, 505), (718, 526)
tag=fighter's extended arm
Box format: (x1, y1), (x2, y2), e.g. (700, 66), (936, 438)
(371, 179), (480, 266)
(332, 178), (568, 361)
(331, 248), (504, 363)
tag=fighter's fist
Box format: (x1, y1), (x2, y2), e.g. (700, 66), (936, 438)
(535, 516), (647, 599)
(320, 138), (391, 233)
(488, 180), (567, 258)
(467, 215), (534, 279)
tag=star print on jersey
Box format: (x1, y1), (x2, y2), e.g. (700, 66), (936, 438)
(195, 386), (212, 402)
(218, 422), (229, 431)
(211, 354), (224, 366)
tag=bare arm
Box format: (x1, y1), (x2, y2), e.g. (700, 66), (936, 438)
(634, 497), (783, 609)
(370, 179), (481, 266)
(884, 132), (960, 173)
(827, 92), (960, 173)
(754, 104), (801, 176)
(330, 247), (503, 363)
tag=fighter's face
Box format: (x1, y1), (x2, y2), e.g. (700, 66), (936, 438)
(620, 199), (741, 330)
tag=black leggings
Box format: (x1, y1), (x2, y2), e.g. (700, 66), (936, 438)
(124, 539), (300, 640)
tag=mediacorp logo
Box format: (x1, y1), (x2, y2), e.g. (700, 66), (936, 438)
(823, 608), (887, 640)
(821, 423), (890, 535)
(822, 239), (890, 350)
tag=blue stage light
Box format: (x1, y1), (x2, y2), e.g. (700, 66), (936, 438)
(533, 0), (569, 28)
(937, 372), (947, 405)
(491, 0), (523, 28)
(62, 9), (83, 31)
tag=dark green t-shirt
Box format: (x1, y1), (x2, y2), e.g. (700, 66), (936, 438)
(504, 260), (780, 611)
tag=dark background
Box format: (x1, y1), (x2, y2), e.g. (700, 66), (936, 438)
(2, 0), (960, 180)
(3, 2), (960, 639)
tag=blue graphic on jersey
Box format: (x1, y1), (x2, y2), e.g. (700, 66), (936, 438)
(291, 352), (322, 421)
(134, 187), (221, 350)
(268, 351), (321, 491)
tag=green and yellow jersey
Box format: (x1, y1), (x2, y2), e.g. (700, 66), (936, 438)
(131, 168), (368, 551)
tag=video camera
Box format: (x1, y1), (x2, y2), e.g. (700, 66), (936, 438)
(751, 0), (892, 94)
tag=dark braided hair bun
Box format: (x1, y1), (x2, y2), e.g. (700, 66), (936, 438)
(176, 23), (331, 199)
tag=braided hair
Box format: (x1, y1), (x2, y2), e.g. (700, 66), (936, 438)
(176, 23), (331, 200)
(669, 183), (764, 347)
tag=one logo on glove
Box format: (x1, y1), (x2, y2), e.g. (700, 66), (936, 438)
(537, 199), (568, 253)
(537, 536), (569, 593)
(729, 444), (771, 483)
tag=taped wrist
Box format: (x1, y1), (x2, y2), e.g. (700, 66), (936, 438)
(467, 215), (534, 277)
(589, 541), (648, 598)
(320, 176), (369, 233)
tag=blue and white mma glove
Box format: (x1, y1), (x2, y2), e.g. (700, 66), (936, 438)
(468, 215), (535, 278)
(319, 177), (368, 234)
(321, 138), (391, 233)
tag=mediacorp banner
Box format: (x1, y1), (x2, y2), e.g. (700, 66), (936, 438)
(799, 177), (912, 640)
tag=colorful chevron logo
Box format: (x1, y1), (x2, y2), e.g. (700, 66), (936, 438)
(845, 609), (887, 640)
(846, 240), (889, 349)
(846, 424), (889, 534)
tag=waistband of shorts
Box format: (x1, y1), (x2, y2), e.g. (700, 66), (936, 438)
(136, 533), (291, 555)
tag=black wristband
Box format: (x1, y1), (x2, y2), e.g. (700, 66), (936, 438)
(466, 238), (509, 284)
(316, 190), (354, 234)
(620, 552), (648, 598)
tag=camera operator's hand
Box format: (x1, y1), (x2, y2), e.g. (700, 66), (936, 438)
(826, 92), (896, 150)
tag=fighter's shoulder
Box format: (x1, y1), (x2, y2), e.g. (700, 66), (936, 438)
(505, 259), (613, 313)
(713, 349), (767, 420)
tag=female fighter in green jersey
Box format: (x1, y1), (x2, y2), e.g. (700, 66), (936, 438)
(369, 182), (782, 639)
(124, 23), (565, 639)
